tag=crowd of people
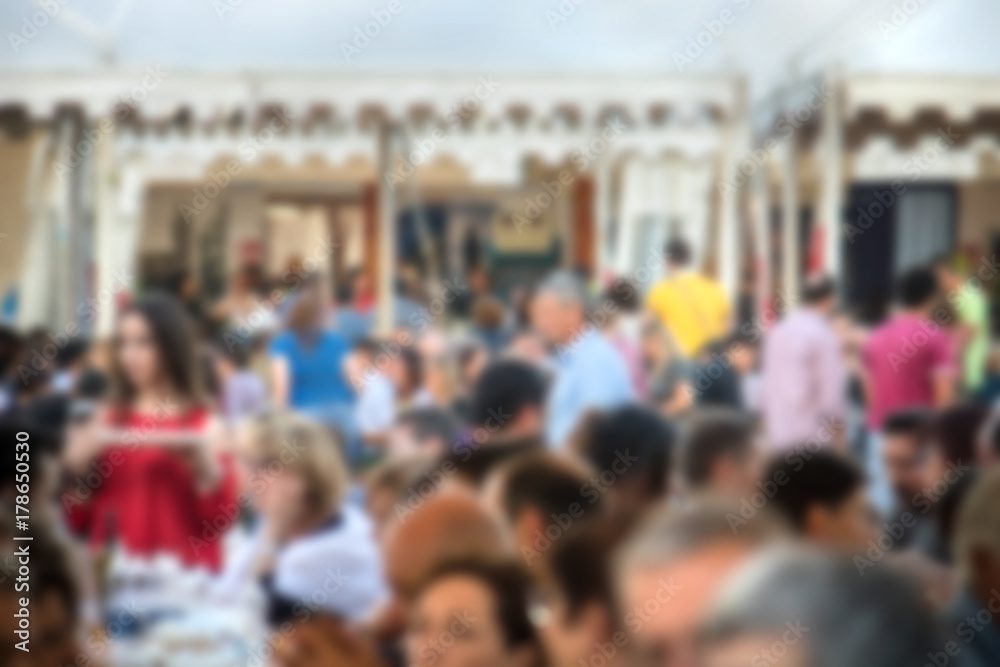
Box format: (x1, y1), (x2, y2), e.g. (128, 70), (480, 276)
(1, 236), (1000, 667)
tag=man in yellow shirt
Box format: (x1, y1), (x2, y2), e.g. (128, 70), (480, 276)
(645, 238), (731, 357)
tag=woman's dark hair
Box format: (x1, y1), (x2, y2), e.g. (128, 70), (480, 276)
(547, 519), (627, 627)
(113, 292), (203, 408)
(416, 558), (544, 664)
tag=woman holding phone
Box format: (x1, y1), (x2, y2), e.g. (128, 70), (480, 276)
(63, 292), (236, 571)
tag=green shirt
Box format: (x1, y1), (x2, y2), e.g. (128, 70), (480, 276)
(955, 287), (989, 390)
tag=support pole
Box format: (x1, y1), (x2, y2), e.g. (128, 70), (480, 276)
(376, 121), (397, 335)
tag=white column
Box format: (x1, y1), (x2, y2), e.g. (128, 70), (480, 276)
(16, 130), (55, 330)
(752, 170), (772, 316)
(95, 152), (142, 338)
(376, 122), (397, 335)
(52, 113), (76, 328)
(593, 156), (612, 280)
(615, 157), (641, 274)
(781, 137), (800, 299)
(718, 119), (745, 302)
(819, 71), (843, 281)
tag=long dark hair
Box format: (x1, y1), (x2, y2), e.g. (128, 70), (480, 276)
(112, 292), (204, 410)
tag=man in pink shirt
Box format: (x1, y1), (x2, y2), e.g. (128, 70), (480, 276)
(762, 275), (847, 450)
(862, 266), (957, 512)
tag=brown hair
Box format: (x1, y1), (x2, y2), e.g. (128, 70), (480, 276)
(286, 292), (323, 336)
(473, 296), (506, 329)
(243, 411), (349, 516)
(415, 557), (547, 666)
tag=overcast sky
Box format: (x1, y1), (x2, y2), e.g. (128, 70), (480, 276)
(1, 0), (998, 103)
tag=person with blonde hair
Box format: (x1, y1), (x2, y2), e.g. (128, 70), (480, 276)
(219, 411), (386, 625)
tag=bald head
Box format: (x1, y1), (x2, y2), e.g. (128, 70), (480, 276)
(536, 271), (587, 306)
(614, 498), (786, 666)
(384, 492), (507, 602)
(532, 271), (589, 345)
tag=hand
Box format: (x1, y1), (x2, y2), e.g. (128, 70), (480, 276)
(63, 410), (107, 475)
(274, 616), (386, 667)
(172, 442), (222, 493)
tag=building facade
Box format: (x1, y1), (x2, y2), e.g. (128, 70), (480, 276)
(0, 70), (748, 334)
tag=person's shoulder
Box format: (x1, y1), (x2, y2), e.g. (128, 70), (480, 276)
(590, 330), (622, 355)
(270, 330), (294, 347)
(238, 370), (267, 389)
(646, 280), (669, 300)
(859, 324), (885, 354)
(322, 328), (350, 346)
(703, 275), (728, 299)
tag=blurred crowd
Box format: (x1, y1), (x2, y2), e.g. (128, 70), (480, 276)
(2, 236), (1000, 667)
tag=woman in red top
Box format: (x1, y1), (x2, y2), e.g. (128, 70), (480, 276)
(63, 293), (236, 571)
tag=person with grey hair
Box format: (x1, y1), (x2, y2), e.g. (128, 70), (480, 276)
(699, 547), (942, 667)
(938, 467), (1000, 667)
(531, 271), (634, 447)
(613, 498), (785, 667)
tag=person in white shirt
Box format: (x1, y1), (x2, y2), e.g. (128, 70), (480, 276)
(349, 339), (398, 451)
(218, 411), (387, 625)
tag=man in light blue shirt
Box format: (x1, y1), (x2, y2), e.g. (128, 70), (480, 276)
(533, 272), (635, 447)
